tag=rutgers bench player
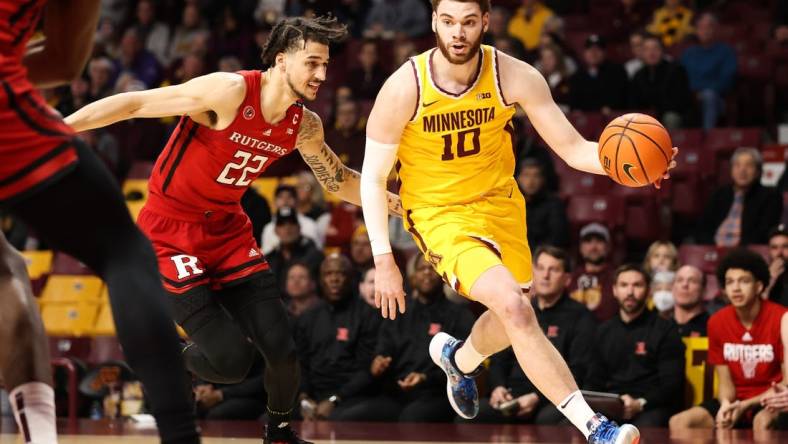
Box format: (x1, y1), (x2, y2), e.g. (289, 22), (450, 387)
(66, 16), (401, 444)
(0, 1), (200, 444)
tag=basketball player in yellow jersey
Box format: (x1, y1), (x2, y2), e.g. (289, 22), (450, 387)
(360, 1), (676, 443)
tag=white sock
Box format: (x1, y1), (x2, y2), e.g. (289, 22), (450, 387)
(454, 336), (490, 374)
(557, 390), (597, 439)
(9, 382), (57, 444)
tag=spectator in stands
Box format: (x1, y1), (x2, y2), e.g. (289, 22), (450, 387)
(534, 44), (571, 110)
(285, 262), (320, 319)
(212, 6), (255, 64)
(115, 28), (162, 89)
(697, 148), (783, 246)
(481, 246), (596, 424)
(629, 33), (692, 129)
(363, 0), (429, 39)
(266, 207), (324, 289)
(194, 356), (266, 420)
(483, 7), (527, 59)
(218, 55), (242, 73)
(570, 223), (618, 322)
(350, 225), (374, 272)
(624, 30), (647, 79)
(57, 78), (91, 117)
(296, 254), (381, 420)
(346, 39), (388, 101)
(88, 57), (116, 101)
(585, 264), (685, 427)
(295, 171), (331, 245)
(325, 99), (366, 171)
(508, 0), (555, 53)
(262, 185), (321, 254)
(647, 0), (694, 47)
(133, 0), (170, 66)
(680, 13), (736, 130)
(642, 240), (678, 277)
(363, 254), (474, 422)
(393, 39), (418, 68)
(567, 34), (628, 114)
(669, 249), (787, 431)
(766, 225), (788, 306)
(170, 54), (206, 85)
(359, 267), (376, 307)
(610, 0), (652, 42)
(651, 270), (676, 317)
(517, 158), (569, 249)
(671, 265), (709, 337)
(168, 3), (211, 64)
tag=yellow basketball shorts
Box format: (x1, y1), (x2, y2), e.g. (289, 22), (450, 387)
(403, 181), (533, 298)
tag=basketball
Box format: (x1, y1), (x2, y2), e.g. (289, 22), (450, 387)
(598, 113), (673, 187)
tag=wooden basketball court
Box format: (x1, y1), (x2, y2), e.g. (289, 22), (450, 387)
(1, 418), (786, 443)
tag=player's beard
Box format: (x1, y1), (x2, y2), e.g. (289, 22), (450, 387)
(436, 31), (482, 65)
(286, 73), (314, 102)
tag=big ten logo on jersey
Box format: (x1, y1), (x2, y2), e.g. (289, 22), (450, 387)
(476, 92), (491, 101)
(170, 255), (204, 280)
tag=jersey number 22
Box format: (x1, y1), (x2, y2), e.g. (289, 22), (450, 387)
(216, 150), (268, 186)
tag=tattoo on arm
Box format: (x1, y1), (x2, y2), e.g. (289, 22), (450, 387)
(301, 144), (358, 193)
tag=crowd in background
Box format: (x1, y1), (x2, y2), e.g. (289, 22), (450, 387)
(1, 0), (788, 431)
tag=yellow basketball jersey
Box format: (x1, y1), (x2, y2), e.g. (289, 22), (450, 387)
(398, 45), (516, 209)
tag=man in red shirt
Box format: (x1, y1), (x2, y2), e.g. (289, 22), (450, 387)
(66, 16), (400, 444)
(669, 248), (788, 431)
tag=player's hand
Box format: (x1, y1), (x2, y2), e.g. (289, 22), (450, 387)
(373, 254), (406, 320)
(370, 355), (392, 377)
(299, 396), (318, 420)
(654, 147), (679, 190)
(762, 382), (788, 412)
(398, 372), (426, 391)
(769, 258), (785, 282)
(620, 394), (643, 420)
(516, 393), (540, 417)
(716, 399), (742, 429)
(490, 386), (513, 408)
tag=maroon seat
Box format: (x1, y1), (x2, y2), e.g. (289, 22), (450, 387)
(669, 129), (704, 151)
(703, 127), (762, 153)
(567, 111), (605, 140)
(566, 194), (625, 229)
(678, 245), (721, 275)
(622, 197), (663, 243)
(559, 169), (614, 199)
(51, 252), (95, 275)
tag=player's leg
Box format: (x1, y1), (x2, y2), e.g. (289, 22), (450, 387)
(752, 407), (780, 431)
(668, 406), (715, 429)
(8, 140), (199, 444)
(0, 234), (56, 444)
(170, 285), (257, 384)
(217, 273), (305, 443)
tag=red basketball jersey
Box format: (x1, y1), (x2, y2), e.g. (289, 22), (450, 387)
(147, 70), (303, 219)
(707, 300), (786, 400)
(0, 0), (46, 94)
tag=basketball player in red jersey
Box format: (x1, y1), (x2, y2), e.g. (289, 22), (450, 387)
(0, 1), (201, 444)
(65, 16), (400, 444)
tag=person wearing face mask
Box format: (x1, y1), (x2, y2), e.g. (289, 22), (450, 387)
(584, 264), (685, 427)
(651, 270), (676, 317)
(670, 265), (709, 338)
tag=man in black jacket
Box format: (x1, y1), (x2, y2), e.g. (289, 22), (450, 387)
(766, 225), (788, 306)
(361, 254), (475, 422)
(568, 34), (628, 113)
(266, 207), (325, 289)
(295, 254), (381, 421)
(478, 246), (596, 424)
(629, 33), (692, 129)
(697, 148), (782, 246)
(518, 159), (569, 249)
(585, 264), (685, 427)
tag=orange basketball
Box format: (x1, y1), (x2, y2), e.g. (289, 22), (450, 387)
(598, 113), (673, 187)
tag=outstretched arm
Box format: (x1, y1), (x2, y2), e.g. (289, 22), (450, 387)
(24, 0), (101, 88)
(64, 72), (246, 132)
(497, 51), (604, 175)
(296, 109), (402, 216)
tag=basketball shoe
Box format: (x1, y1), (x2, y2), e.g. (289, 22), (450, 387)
(263, 424), (312, 444)
(429, 332), (480, 419)
(587, 413), (640, 444)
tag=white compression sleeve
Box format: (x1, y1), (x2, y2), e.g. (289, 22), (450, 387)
(360, 137), (399, 256)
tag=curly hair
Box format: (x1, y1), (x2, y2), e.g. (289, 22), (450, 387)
(261, 16), (348, 67)
(716, 248), (770, 288)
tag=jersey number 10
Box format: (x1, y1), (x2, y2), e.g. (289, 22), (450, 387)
(217, 150), (269, 187)
(441, 128), (481, 161)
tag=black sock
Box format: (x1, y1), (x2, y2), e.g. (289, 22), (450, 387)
(267, 405), (292, 429)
